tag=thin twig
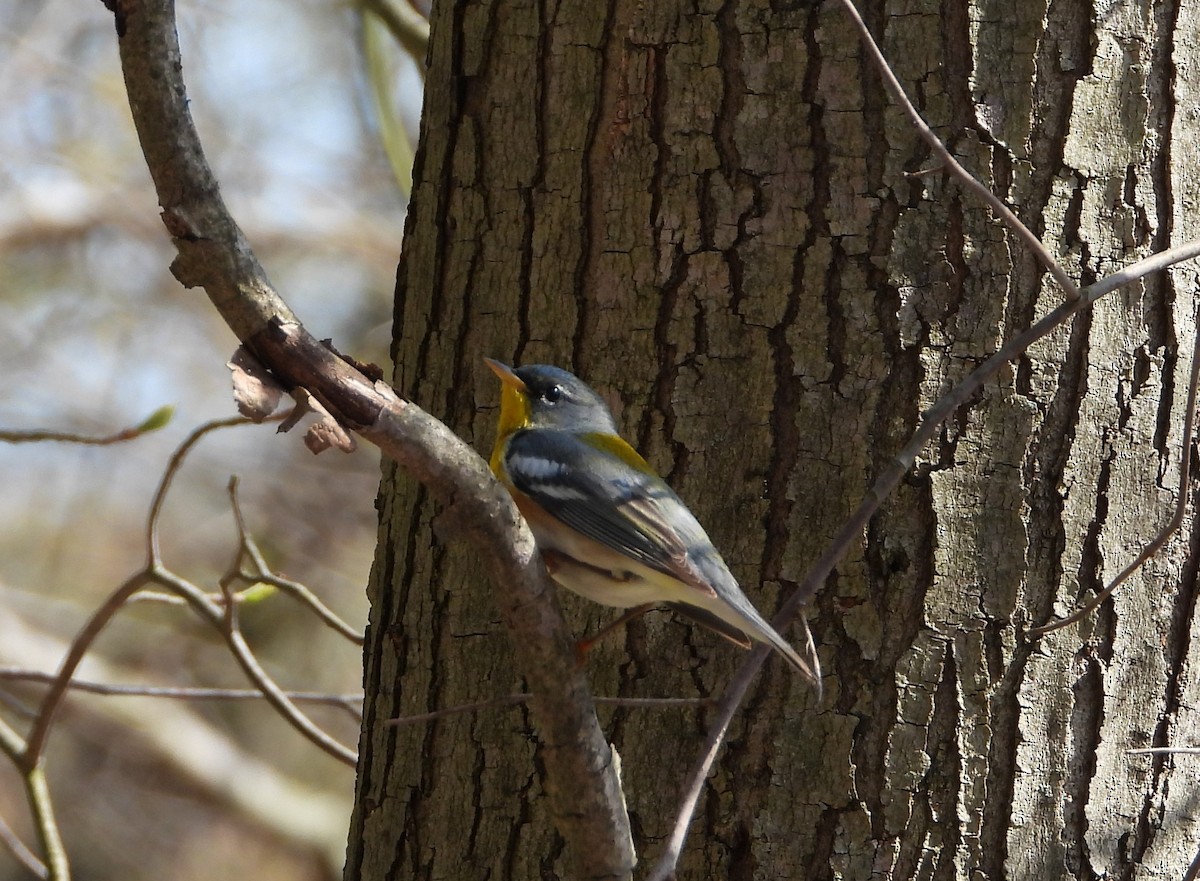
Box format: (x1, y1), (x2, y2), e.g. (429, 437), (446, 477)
(24, 418), (257, 768)
(0, 716), (27, 767)
(833, 0), (1081, 300)
(150, 568), (358, 767)
(1127, 747), (1200, 756)
(359, 0), (429, 60)
(0, 688), (34, 719)
(0, 406), (173, 446)
(146, 416), (258, 564)
(21, 765), (68, 881)
(124, 590), (188, 606)
(0, 811), (47, 880)
(224, 476), (364, 645)
(385, 694), (528, 727)
(0, 669), (362, 720)
(1086, 240), (1200, 301)
(645, 646), (767, 881)
(1186, 843), (1200, 881)
(233, 569), (365, 642)
(1, 717), (66, 881)
(595, 695), (715, 709)
(0, 428), (141, 445)
(21, 572), (151, 769)
(384, 693), (715, 728)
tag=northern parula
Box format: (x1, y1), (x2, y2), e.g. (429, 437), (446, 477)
(486, 358), (820, 685)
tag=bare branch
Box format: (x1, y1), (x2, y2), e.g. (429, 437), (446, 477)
(3, 610), (351, 867)
(0, 669), (363, 720)
(146, 415), (261, 564)
(20, 572), (152, 769)
(123, 590), (188, 606)
(1, 716), (66, 881)
(110, 0), (633, 871)
(384, 693), (714, 729)
(1128, 747), (1200, 756)
(361, 4), (421, 194)
(22, 417), (260, 768)
(645, 646), (768, 881)
(1186, 845), (1200, 881)
(596, 695), (714, 710)
(11, 665), (706, 740)
(0, 811), (47, 881)
(0, 712), (26, 765)
(359, 0), (429, 60)
(223, 476), (365, 645)
(150, 568), (358, 767)
(19, 765), (67, 881)
(0, 406), (174, 446)
(11, 414), (360, 781)
(1086, 241), (1200, 298)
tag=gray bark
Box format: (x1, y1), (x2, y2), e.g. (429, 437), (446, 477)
(346, 0), (1200, 877)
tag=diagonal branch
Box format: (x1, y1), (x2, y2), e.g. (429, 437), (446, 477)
(150, 565), (359, 767)
(108, 0), (633, 874)
(0, 809), (48, 881)
(21, 416), (257, 769)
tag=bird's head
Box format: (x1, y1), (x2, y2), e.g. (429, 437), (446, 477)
(485, 359), (618, 436)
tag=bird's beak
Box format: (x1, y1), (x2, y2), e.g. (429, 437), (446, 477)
(484, 358), (527, 391)
(485, 358), (532, 435)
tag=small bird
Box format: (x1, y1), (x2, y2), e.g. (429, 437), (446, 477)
(486, 358), (820, 686)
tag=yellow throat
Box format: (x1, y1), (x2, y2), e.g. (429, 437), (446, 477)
(486, 359), (531, 474)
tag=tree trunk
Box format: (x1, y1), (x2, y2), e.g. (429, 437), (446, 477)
(345, 0), (1200, 877)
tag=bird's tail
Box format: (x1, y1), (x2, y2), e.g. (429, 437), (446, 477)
(719, 589), (823, 695)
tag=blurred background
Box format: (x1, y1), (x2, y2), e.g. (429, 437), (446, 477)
(0, 0), (425, 877)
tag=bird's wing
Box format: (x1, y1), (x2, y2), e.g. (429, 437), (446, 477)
(503, 429), (721, 597)
(665, 602), (752, 648)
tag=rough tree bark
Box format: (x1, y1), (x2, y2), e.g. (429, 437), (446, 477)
(346, 0), (1200, 878)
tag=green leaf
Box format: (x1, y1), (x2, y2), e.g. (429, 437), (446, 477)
(135, 405), (175, 434)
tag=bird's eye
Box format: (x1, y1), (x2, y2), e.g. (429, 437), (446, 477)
(542, 385), (563, 404)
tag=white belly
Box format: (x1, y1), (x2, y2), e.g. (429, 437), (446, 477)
(545, 553), (678, 608)
(525, 519), (693, 609)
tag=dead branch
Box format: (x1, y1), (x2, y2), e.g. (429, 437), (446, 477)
(107, 0), (633, 874)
